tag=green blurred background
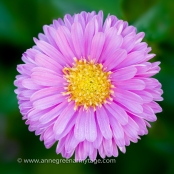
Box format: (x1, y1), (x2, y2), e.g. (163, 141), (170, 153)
(0, 0), (174, 173)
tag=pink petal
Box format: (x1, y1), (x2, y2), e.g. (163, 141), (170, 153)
(93, 124), (103, 148)
(43, 125), (55, 142)
(100, 27), (123, 62)
(53, 102), (75, 136)
(111, 66), (137, 81)
(71, 22), (84, 58)
(31, 68), (64, 86)
(117, 51), (145, 68)
(110, 15), (118, 27)
(140, 104), (157, 122)
(25, 48), (39, 61)
(56, 112), (78, 140)
(53, 18), (64, 29)
(30, 87), (63, 101)
(103, 138), (113, 157)
(56, 137), (66, 154)
(146, 89), (163, 101)
(130, 115), (148, 135)
(103, 16), (112, 32)
(22, 78), (42, 90)
(103, 49), (127, 71)
(122, 26), (136, 37)
(89, 148), (97, 161)
(65, 129), (79, 153)
(135, 63), (151, 74)
(121, 34), (135, 52)
(98, 144), (106, 158)
(86, 11), (96, 22)
(84, 19), (95, 58)
(28, 108), (49, 121)
(17, 64), (35, 76)
(96, 107), (112, 139)
(142, 78), (160, 89)
(135, 32), (145, 44)
(78, 14), (86, 30)
(39, 101), (68, 124)
(75, 142), (87, 161)
(58, 26), (76, 54)
(90, 32), (105, 62)
(64, 14), (73, 30)
(115, 20), (124, 35)
(84, 141), (94, 155)
(37, 118), (56, 129)
(114, 88), (143, 113)
(132, 42), (147, 52)
(19, 89), (36, 98)
(33, 94), (65, 110)
(38, 33), (48, 42)
(109, 116), (125, 147)
(55, 26), (74, 63)
(123, 116), (139, 139)
(118, 146), (126, 153)
(134, 90), (153, 103)
(35, 53), (62, 74)
(97, 10), (103, 31)
(14, 75), (25, 88)
(35, 40), (66, 66)
(144, 53), (156, 61)
(112, 139), (118, 157)
(74, 109), (86, 141)
(149, 101), (162, 113)
(85, 109), (97, 142)
(115, 79), (145, 90)
(93, 17), (99, 34)
(43, 25), (57, 48)
(104, 102), (128, 125)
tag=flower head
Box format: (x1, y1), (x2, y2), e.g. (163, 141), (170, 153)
(14, 11), (163, 161)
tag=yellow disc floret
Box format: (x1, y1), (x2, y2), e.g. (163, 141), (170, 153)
(62, 58), (114, 110)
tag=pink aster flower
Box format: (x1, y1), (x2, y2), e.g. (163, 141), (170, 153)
(14, 11), (163, 161)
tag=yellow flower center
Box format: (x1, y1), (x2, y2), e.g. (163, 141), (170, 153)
(62, 58), (114, 110)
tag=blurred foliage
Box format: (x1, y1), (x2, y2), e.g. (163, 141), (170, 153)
(0, 0), (174, 174)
